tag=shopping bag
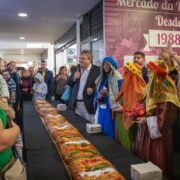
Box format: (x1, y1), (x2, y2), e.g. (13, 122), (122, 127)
(61, 86), (71, 102)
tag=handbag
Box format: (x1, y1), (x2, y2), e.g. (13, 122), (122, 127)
(0, 115), (27, 180)
(0, 156), (26, 180)
(61, 86), (71, 102)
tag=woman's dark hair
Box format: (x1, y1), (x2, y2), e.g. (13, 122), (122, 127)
(22, 70), (29, 76)
(59, 66), (67, 75)
(70, 65), (76, 73)
(99, 62), (111, 90)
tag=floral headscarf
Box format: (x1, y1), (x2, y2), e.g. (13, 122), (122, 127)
(114, 63), (146, 130)
(143, 60), (180, 116)
(95, 57), (123, 107)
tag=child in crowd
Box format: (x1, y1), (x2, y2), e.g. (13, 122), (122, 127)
(32, 73), (47, 101)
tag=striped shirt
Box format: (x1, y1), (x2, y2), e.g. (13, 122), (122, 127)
(6, 78), (16, 102)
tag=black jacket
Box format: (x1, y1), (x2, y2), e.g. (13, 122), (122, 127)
(20, 77), (32, 93)
(38, 68), (54, 93)
(142, 65), (149, 84)
(68, 65), (100, 114)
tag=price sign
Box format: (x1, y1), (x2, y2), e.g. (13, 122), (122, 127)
(149, 30), (180, 47)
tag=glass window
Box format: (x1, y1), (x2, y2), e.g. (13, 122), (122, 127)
(55, 52), (63, 73)
(92, 39), (103, 66)
(81, 43), (90, 51)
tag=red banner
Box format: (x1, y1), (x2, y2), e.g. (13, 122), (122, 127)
(104, 0), (180, 68)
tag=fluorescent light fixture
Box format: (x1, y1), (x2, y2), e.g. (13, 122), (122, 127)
(20, 49), (24, 51)
(27, 61), (33, 65)
(19, 37), (25, 40)
(27, 44), (43, 48)
(21, 52), (24, 54)
(93, 38), (98, 41)
(18, 13), (27, 17)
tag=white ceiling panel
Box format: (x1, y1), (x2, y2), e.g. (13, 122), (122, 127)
(0, 0), (100, 55)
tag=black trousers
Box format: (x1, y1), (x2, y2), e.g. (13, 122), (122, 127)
(55, 94), (69, 106)
(54, 94), (61, 101)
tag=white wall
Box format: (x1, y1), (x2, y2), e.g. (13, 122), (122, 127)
(56, 52), (63, 73)
(0, 52), (3, 59)
(46, 44), (54, 71)
(3, 54), (41, 69)
(3, 54), (41, 61)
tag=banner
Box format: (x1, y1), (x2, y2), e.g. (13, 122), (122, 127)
(67, 49), (76, 64)
(104, 0), (180, 68)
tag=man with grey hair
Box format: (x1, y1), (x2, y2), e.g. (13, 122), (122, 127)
(68, 50), (100, 123)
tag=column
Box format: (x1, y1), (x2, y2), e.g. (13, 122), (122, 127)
(76, 18), (80, 62)
(46, 44), (55, 71)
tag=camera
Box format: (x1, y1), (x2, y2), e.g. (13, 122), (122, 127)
(96, 96), (106, 104)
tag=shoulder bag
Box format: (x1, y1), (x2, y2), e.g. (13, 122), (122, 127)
(61, 86), (71, 102)
(0, 115), (27, 180)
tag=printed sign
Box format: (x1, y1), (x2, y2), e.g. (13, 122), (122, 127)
(104, 0), (180, 68)
(67, 49), (76, 64)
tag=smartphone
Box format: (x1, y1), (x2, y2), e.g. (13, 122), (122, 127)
(111, 103), (121, 110)
(96, 96), (106, 104)
(17, 67), (24, 71)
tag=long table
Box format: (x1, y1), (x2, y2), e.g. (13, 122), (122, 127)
(23, 101), (166, 180)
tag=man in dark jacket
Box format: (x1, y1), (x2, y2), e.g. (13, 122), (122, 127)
(28, 67), (35, 87)
(68, 50), (100, 123)
(38, 61), (54, 100)
(133, 51), (149, 84)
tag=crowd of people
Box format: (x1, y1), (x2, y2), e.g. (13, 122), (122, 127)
(0, 41), (180, 179)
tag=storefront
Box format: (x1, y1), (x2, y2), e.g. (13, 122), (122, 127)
(55, 44), (77, 74)
(80, 0), (103, 66)
(54, 0), (103, 74)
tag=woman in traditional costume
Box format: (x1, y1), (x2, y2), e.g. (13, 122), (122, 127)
(134, 60), (180, 180)
(94, 56), (123, 139)
(158, 52), (179, 87)
(158, 52), (180, 153)
(113, 62), (146, 151)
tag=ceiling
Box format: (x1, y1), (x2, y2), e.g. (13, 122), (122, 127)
(0, 0), (100, 56)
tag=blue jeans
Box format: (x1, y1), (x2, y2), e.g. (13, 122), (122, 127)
(46, 93), (52, 100)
